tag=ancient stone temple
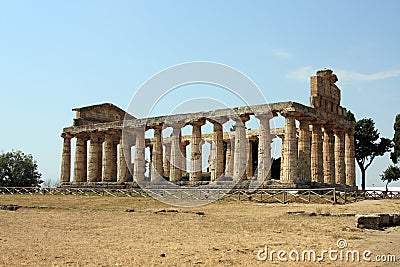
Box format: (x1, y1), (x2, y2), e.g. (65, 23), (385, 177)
(59, 69), (356, 188)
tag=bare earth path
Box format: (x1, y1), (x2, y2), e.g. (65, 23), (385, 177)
(0, 195), (399, 266)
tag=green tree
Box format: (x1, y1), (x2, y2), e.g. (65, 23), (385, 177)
(355, 118), (392, 190)
(390, 114), (400, 164)
(0, 151), (42, 187)
(380, 165), (400, 191)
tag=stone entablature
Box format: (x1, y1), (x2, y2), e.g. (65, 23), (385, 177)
(60, 69), (356, 188)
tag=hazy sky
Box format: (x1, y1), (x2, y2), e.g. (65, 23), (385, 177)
(1, 1), (399, 187)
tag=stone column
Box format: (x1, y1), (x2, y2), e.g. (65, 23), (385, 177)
(163, 143), (171, 178)
(225, 136), (234, 178)
(311, 124), (324, 183)
(210, 121), (225, 181)
(280, 135), (285, 180)
(60, 133), (72, 183)
(181, 140), (189, 177)
(323, 127), (335, 184)
(169, 125), (183, 182)
(298, 121), (311, 182)
(133, 127), (146, 182)
(246, 140), (254, 178)
(233, 115), (250, 181)
(257, 115), (272, 182)
(189, 120), (205, 181)
(345, 128), (356, 186)
(151, 125), (164, 181)
(73, 134), (88, 182)
(102, 132), (117, 182)
(88, 133), (103, 182)
(334, 128), (346, 185)
(117, 133), (132, 182)
(281, 115), (298, 183)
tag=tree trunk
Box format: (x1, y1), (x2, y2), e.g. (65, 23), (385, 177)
(386, 181), (389, 192)
(361, 168), (366, 190)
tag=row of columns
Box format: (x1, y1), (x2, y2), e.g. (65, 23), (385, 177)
(61, 115), (274, 184)
(60, 130), (146, 184)
(280, 114), (356, 186)
(61, 114), (355, 187)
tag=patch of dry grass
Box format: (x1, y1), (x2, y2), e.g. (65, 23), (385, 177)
(0, 195), (399, 266)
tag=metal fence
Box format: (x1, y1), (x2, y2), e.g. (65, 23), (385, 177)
(0, 187), (399, 204)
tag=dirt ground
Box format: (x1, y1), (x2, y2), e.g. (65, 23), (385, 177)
(0, 195), (399, 266)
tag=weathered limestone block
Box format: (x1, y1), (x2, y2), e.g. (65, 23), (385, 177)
(392, 214), (400, 225)
(281, 115), (298, 183)
(334, 128), (346, 185)
(355, 215), (381, 230)
(345, 128), (356, 186)
(210, 121), (225, 181)
(73, 134), (88, 182)
(233, 115), (250, 181)
(189, 119), (205, 181)
(180, 140), (189, 176)
(102, 132), (117, 182)
(246, 140), (254, 178)
(151, 125), (164, 181)
(88, 133), (103, 182)
(225, 136), (234, 178)
(323, 127), (335, 184)
(311, 125), (324, 183)
(60, 134), (72, 183)
(117, 134), (132, 182)
(170, 125), (183, 182)
(298, 121), (311, 182)
(280, 134), (285, 180)
(133, 127), (146, 182)
(378, 214), (391, 227)
(257, 115), (272, 182)
(163, 143), (171, 178)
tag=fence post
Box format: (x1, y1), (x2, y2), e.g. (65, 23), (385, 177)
(333, 188), (337, 205)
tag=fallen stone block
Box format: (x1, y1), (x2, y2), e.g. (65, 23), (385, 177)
(392, 214), (400, 226)
(0, 205), (20, 211)
(355, 215), (381, 230)
(378, 214), (391, 227)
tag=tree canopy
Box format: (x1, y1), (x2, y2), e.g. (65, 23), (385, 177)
(380, 165), (400, 191)
(354, 118), (392, 190)
(390, 114), (400, 164)
(0, 151), (43, 187)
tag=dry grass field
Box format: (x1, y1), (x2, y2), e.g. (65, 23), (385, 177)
(0, 194), (399, 266)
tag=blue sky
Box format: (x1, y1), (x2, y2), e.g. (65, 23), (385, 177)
(1, 0), (399, 187)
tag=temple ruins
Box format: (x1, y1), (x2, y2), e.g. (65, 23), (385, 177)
(59, 69), (356, 189)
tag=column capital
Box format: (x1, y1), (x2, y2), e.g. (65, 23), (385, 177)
(234, 114), (250, 123)
(208, 117), (229, 125)
(189, 118), (206, 126)
(75, 133), (89, 140)
(61, 133), (73, 139)
(255, 113), (274, 120)
(299, 121), (311, 131)
(333, 127), (345, 135)
(151, 124), (164, 130)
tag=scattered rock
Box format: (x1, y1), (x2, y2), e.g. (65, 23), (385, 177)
(152, 209), (179, 214)
(286, 211), (305, 215)
(0, 205), (20, 211)
(124, 209), (135, 212)
(356, 214), (400, 229)
(152, 209), (166, 214)
(356, 215), (383, 230)
(160, 253), (166, 257)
